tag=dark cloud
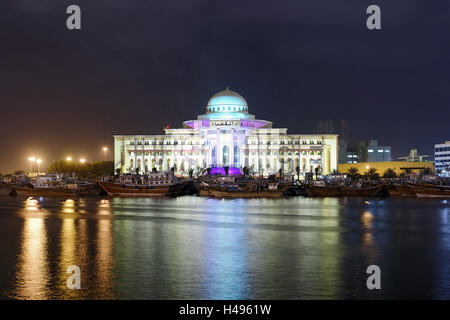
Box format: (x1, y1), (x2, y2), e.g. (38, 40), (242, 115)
(0, 0), (449, 172)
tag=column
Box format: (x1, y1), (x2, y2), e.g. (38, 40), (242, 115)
(142, 138), (145, 173)
(134, 138), (137, 172)
(231, 128), (235, 166)
(216, 128), (221, 167)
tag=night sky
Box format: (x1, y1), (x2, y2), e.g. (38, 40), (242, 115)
(1, 0), (449, 173)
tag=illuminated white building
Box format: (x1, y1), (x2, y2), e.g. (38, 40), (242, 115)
(114, 88), (338, 177)
(435, 141), (450, 177)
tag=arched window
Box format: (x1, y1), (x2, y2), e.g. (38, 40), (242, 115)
(223, 145), (229, 165)
(234, 146), (240, 167)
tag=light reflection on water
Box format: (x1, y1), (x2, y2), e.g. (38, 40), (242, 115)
(0, 195), (449, 299)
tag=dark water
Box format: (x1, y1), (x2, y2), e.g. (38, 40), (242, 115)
(0, 195), (449, 299)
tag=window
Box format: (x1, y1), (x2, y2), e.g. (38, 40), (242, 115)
(368, 149), (374, 152)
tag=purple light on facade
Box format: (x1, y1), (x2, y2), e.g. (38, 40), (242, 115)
(210, 167), (242, 175)
(240, 119), (267, 128)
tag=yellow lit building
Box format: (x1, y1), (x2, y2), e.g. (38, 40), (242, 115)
(338, 161), (434, 175)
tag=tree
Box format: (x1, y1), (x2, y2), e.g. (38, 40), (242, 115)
(403, 168), (412, 174)
(188, 168), (194, 179)
(278, 168), (283, 179)
(115, 168), (121, 176)
(47, 160), (114, 178)
(420, 167), (433, 175)
(135, 167), (140, 175)
(365, 168), (380, 181)
(242, 166), (249, 177)
(347, 167), (360, 181)
(14, 169), (26, 175)
(383, 168), (397, 181)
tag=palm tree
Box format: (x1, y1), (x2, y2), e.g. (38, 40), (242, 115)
(383, 168), (397, 181)
(403, 168), (412, 174)
(347, 167), (359, 181)
(366, 168), (380, 181)
(420, 167), (433, 175)
(188, 168), (194, 179)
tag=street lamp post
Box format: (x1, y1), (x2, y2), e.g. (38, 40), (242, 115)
(36, 159), (42, 175)
(28, 157), (35, 175)
(103, 147), (108, 161)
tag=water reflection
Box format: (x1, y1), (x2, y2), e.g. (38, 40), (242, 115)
(14, 198), (50, 299)
(3, 195), (450, 299)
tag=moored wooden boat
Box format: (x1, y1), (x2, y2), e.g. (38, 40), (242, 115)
(387, 184), (416, 197)
(409, 185), (450, 198)
(306, 185), (383, 197)
(13, 185), (94, 197)
(98, 181), (184, 196)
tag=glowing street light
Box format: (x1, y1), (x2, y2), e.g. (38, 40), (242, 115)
(102, 147), (108, 161)
(28, 157), (36, 174)
(80, 158), (86, 164)
(66, 156), (72, 161)
(36, 159), (42, 175)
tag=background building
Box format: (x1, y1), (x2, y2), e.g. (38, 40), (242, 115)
(339, 161), (434, 175)
(114, 88), (338, 177)
(398, 149), (430, 162)
(435, 141), (450, 177)
(352, 139), (391, 162)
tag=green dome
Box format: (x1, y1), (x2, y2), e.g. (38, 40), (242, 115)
(206, 88), (248, 114)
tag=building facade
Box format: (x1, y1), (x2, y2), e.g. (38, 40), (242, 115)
(114, 88), (338, 177)
(349, 139), (391, 163)
(435, 141), (450, 177)
(338, 161), (434, 175)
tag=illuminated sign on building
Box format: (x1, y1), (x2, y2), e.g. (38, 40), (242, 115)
(210, 120), (240, 127)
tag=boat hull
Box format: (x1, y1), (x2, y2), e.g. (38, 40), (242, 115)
(98, 182), (182, 196)
(306, 185), (383, 197)
(13, 186), (93, 197)
(207, 189), (285, 199)
(387, 184), (416, 197)
(410, 186), (450, 198)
